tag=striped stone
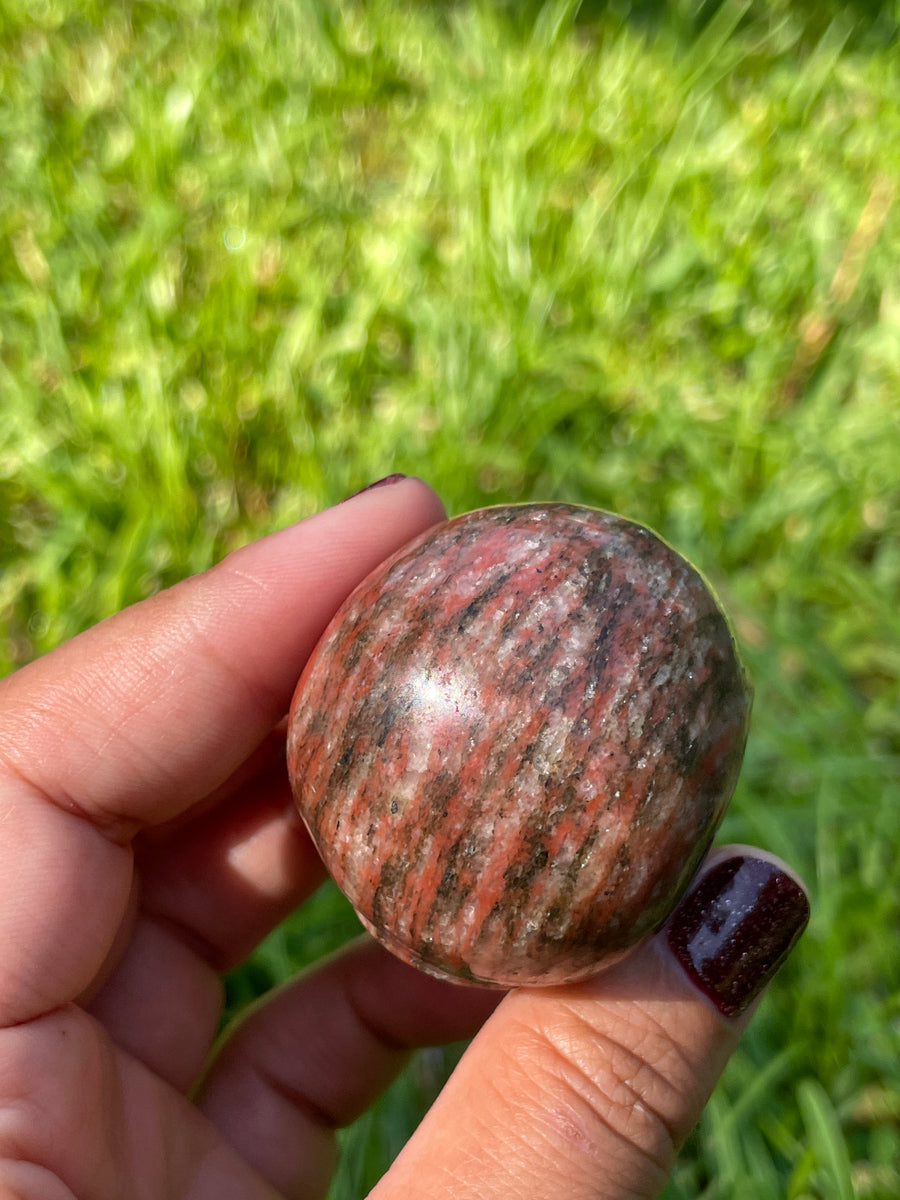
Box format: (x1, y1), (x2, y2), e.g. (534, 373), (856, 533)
(287, 503), (751, 987)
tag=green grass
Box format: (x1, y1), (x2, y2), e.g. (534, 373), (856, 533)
(2, 0), (899, 1195)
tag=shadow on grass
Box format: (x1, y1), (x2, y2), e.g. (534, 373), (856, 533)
(573, 0), (900, 25)
(436, 0), (899, 48)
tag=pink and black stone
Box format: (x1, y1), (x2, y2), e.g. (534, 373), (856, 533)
(287, 503), (752, 988)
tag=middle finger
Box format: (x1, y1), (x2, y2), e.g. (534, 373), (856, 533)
(88, 734), (327, 1088)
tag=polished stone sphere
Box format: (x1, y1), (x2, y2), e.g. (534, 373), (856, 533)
(287, 503), (751, 987)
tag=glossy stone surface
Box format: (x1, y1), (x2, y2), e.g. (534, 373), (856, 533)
(287, 503), (751, 987)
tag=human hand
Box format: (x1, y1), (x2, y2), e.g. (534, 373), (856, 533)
(0, 476), (808, 1199)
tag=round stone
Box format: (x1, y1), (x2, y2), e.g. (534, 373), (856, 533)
(287, 503), (751, 987)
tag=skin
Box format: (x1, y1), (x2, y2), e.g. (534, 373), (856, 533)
(0, 478), (799, 1199)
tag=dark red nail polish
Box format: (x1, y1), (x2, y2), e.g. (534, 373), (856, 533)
(340, 474), (408, 503)
(666, 855), (810, 1018)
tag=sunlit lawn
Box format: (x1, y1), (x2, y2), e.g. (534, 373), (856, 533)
(2, 1), (899, 1196)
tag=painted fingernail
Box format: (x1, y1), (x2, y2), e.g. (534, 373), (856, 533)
(340, 474), (408, 503)
(666, 855), (810, 1019)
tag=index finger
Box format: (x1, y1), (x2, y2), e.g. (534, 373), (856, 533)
(0, 477), (444, 1024)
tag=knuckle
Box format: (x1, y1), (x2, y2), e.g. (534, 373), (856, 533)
(504, 1003), (689, 1185)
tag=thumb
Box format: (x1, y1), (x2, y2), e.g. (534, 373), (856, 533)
(371, 846), (809, 1200)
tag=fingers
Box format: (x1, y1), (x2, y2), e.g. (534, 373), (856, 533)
(133, 734), (325, 974)
(85, 913), (226, 1093)
(0, 477), (445, 1024)
(86, 749), (326, 1090)
(196, 938), (503, 1200)
(371, 847), (810, 1200)
(0, 1003), (283, 1200)
(0, 943), (496, 1200)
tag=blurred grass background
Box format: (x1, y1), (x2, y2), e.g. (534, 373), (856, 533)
(1, 0), (899, 1195)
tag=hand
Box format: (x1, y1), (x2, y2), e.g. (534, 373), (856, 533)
(0, 477), (808, 1199)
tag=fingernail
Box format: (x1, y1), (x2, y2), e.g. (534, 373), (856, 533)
(340, 474), (408, 503)
(666, 854), (810, 1019)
